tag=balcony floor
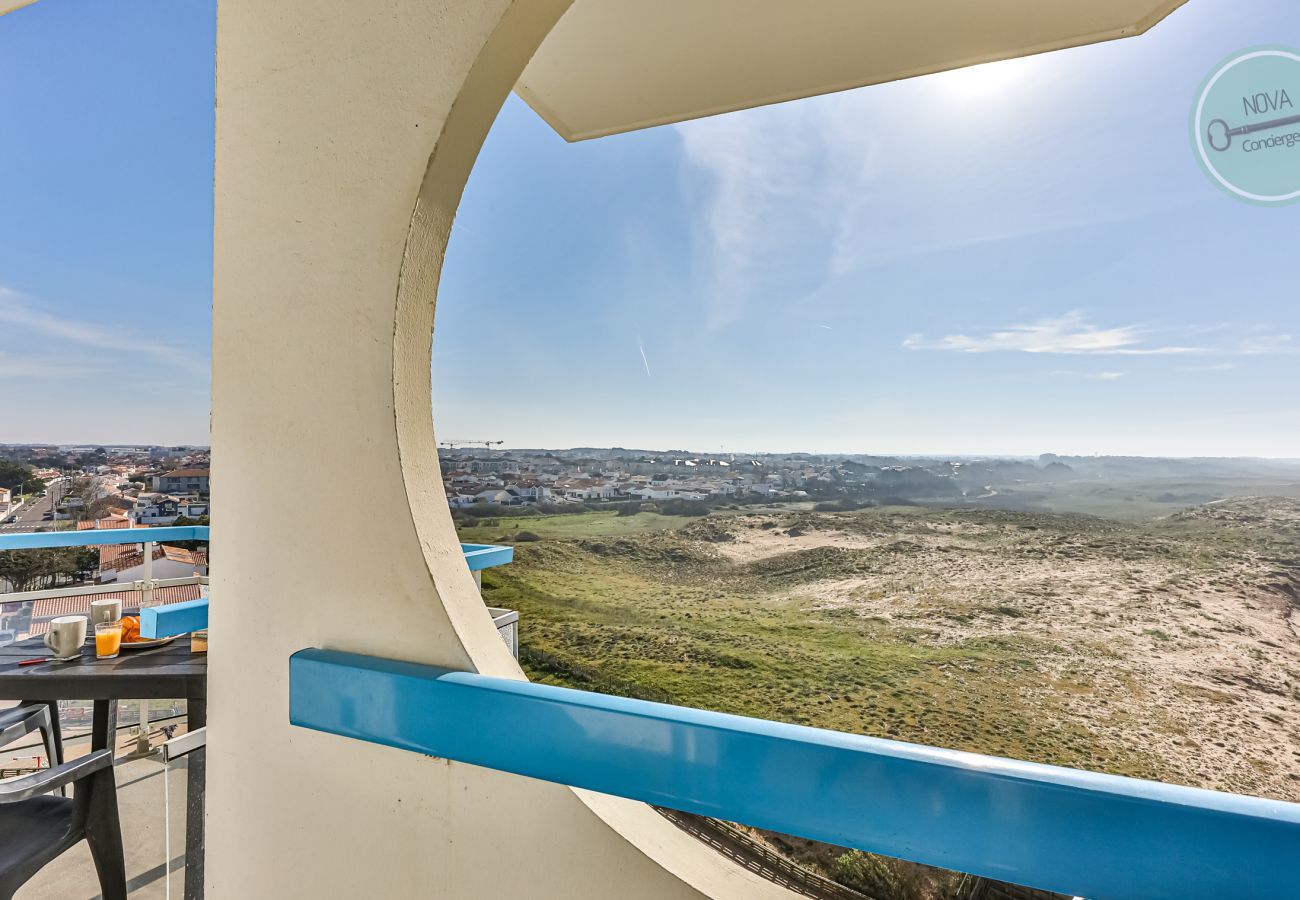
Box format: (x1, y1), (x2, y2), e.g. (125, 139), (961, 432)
(17, 756), (189, 899)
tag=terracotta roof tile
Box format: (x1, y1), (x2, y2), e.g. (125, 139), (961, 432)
(27, 584), (205, 633)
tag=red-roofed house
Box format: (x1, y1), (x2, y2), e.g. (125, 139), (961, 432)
(25, 583), (204, 636)
(98, 543), (208, 584)
(76, 515), (133, 531)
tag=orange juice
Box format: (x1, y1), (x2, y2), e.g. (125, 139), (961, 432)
(95, 623), (122, 658)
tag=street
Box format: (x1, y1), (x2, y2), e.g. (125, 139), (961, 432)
(0, 478), (65, 533)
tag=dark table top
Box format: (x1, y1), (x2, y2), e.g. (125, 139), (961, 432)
(0, 635), (206, 701)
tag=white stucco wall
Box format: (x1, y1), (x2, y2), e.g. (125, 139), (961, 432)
(209, 2), (795, 896)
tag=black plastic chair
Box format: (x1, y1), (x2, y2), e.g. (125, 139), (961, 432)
(0, 705), (125, 900)
(0, 703), (64, 773)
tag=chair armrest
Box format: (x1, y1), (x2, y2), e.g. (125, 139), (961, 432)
(0, 706), (39, 730)
(0, 749), (112, 804)
(0, 704), (49, 750)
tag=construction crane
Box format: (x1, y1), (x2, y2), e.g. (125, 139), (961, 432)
(439, 439), (504, 450)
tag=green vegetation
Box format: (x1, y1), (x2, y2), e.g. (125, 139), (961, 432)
(463, 496), (1300, 894)
(0, 547), (98, 592)
(962, 474), (1300, 521)
(0, 459), (46, 496)
(483, 531), (1167, 780)
(458, 509), (700, 543)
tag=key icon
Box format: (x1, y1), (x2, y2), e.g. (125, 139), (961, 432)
(1207, 113), (1300, 151)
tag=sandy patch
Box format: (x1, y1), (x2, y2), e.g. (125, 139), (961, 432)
(719, 509), (1300, 800)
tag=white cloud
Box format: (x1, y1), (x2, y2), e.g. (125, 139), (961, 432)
(903, 311), (1204, 356)
(669, 49), (1195, 331)
(1051, 369), (1127, 380)
(1235, 334), (1299, 355)
(906, 312), (1300, 359)
(0, 287), (207, 376)
(674, 95), (880, 328)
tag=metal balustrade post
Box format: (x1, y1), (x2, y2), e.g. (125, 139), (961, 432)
(137, 540), (157, 754)
(142, 540), (156, 607)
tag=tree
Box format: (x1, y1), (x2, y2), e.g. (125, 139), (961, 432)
(169, 516), (211, 552)
(0, 548), (82, 593)
(80, 496), (120, 521)
(72, 547), (99, 578)
(0, 460), (46, 495)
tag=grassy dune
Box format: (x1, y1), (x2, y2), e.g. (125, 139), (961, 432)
(457, 509), (690, 542)
(476, 499), (1300, 800)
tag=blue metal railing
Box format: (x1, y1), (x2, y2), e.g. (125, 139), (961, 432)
(0, 525), (210, 550)
(141, 599), (212, 639)
(2, 529), (514, 639)
(461, 542), (514, 571)
(289, 648), (1300, 900)
(0, 527), (510, 568)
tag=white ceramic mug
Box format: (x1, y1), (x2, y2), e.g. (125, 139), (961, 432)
(90, 598), (123, 626)
(44, 615), (88, 659)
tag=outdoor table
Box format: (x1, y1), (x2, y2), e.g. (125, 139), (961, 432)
(0, 635), (207, 899)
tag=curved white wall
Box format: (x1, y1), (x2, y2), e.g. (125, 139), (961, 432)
(208, 1), (796, 896)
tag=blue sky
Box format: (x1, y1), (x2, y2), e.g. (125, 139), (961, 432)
(2, 0), (1298, 455)
(0, 0), (213, 445)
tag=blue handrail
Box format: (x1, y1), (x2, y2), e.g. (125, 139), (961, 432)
(3, 529), (513, 639)
(141, 599), (211, 639)
(460, 543), (515, 571)
(289, 648), (1300, 900)
(0, 529), (513, 575)
(0, 525), (210, 550)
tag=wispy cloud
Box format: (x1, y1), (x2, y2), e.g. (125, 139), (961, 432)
(904, 311), (1205, 356)
(1182, 362), (1237, 372)
(674, 96), (880, 328)
(669, 54), (1197, 332)
(0, 351), (99, 380)
(1051, 369), (1127, 381)
(1235, 334), (1299, 355)
(905, 312), (1300, 359)
(637, 339), (652, 378)
(0, 287), (207, 376)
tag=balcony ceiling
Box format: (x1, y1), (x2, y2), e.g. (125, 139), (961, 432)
(516, 0), (1188, 141)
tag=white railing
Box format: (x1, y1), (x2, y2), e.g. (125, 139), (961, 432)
(2, 573), (209, 606)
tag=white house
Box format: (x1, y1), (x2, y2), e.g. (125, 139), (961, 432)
(474, 489), (513, 505)
(628, 486), (709, 502)
(0, 486), (12, 521)
(129, 493), (210, 525)
(558, 480), (622, 501)
(507, 482), (551, 503)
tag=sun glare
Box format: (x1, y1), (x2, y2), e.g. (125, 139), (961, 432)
(934, 57), (1033, 97)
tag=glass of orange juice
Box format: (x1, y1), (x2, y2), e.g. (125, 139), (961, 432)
(94, 621), (123, 659)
